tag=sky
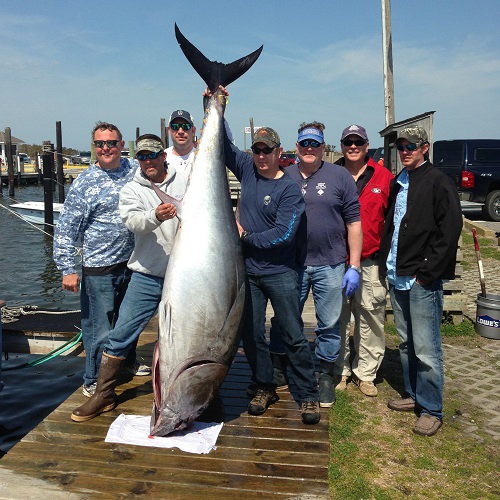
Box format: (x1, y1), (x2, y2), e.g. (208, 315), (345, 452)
(2, 0), (500, 152)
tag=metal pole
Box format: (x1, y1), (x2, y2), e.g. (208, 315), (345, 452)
(381, 0), (395, 126)
(5, 128), (15, 197)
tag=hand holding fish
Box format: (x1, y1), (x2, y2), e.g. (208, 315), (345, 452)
(155, 202), (176, 222)
(203, 85), (229, 98)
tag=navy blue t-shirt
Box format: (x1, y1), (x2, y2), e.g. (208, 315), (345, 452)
(287, 162), (360, 267)
(224, 135), (304, 275)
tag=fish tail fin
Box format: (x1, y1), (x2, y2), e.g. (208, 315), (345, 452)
(174, 23), (263, 92)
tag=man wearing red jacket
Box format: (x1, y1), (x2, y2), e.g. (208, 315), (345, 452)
(335, 125), (394, 397)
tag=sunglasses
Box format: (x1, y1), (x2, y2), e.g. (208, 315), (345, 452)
(342, 139), (366, 147)
(170, 123), (192, 131)
(397, 143), (419, 152)
(136, 151), (163, 161)
(298, 139), (322, 148)
(251, 145), (277, 155)
(93, 140), (120, 148)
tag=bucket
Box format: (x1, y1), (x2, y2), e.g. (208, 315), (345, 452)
(475, 293), (500, 340)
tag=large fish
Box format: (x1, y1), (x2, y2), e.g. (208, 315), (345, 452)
(149, 24), (263, 436)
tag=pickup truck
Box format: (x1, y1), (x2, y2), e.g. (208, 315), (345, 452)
(433, 139), (500, 221)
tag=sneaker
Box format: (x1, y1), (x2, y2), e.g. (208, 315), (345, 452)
(124, 361), (151, 376)
(413, 414), (442, 436)
(387, 397), (416, 412)
(335, 375), (349, 391)
(248, 388), (279, 416)
(318, 373), (336, 408)
(301, 400), (321, 425)
(273, 370), (289, 392)
(82, 382), (97, 398)
(354, 379), (378, 397)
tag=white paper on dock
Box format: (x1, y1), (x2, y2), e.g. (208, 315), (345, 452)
(105, 414), (223, 454)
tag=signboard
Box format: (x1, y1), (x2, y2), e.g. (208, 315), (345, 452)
(244, 126), (263, 134)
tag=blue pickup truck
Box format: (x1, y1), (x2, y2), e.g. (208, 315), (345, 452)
(433, 139), (500, 221)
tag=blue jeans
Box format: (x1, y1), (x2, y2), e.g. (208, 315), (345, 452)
(270, 264), (345, 363)
(105, 271), (164, 359)
(80, 266), (131, 386)
(243, 271), (318, 401)
(389, 281), (444, 419)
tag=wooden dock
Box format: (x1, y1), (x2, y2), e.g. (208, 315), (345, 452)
(0, 310), (330, 499)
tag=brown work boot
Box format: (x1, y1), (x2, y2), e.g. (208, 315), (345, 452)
(301, 400), (321, 425)
(387, 397), (415, 412)
(71, 354), (125, 422)
(248, 387), (279, 415)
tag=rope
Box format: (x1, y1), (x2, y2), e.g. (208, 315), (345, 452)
(0, 202), (57, 235)
(2, 330), (83, 371)
(1, 305), (81, 324)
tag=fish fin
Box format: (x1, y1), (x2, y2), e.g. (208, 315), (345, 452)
(151, 342), (162, 412)
(175, 23), (263, 92)
(149, 179), (183, 221)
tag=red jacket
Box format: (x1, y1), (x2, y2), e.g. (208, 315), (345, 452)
(358, 158), (394, 260)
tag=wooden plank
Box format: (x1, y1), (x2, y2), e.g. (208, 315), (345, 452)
(0, 309), (330, 499)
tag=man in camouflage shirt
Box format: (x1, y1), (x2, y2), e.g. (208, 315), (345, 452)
(53, 122), (137, 396)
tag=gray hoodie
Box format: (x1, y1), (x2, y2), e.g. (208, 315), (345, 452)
(119, 164), (188, 277)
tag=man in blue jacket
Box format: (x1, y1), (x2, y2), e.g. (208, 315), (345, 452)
(223, 123), (321, 425)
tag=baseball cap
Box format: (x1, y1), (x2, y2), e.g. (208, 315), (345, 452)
(298, 127), (324, 143)
(396, 126), (429, 145)
(169, 110), (194, 127)
(252, 127), (281, 148)
(136, 137), (164, 153)
(341, 124), (368, 141)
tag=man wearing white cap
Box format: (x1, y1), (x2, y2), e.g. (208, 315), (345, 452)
(166, 109), (197, 178)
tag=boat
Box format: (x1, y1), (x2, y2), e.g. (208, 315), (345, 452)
(9, 201), (63, 225)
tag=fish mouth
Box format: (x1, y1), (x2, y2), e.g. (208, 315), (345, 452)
(150, 360), (228, 436)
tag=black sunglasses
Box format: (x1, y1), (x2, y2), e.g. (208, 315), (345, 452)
(136, 151), (163, 161)
(170, 123), (192, 131)
(298, 139), (322, 148)
(397, 143), (419, 152)
(342, 139), (367, 147)
(251, 145), (277, 155)
(93, 140), (120, 148)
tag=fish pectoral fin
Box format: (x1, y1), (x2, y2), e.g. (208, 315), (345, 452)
(151, 342), (162, 409)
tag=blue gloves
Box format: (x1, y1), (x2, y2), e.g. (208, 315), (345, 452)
(342, 268), (360, 297)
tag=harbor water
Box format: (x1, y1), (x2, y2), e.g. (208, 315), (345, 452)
(0, 185), (80, 310)
(1, 185), (84, 456)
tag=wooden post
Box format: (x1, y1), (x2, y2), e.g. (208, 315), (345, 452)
(381, 0), (395, 127)
(5, 128), (15, 197)
(160, 118), (166, 148)
(56, 121), (65, 203)
(42, 153), (55, 233)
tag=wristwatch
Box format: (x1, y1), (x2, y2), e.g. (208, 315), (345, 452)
(348, 264), (362, 274)
(240, 230), (250, 240)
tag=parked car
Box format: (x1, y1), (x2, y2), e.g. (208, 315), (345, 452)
(279, 152), (297, 168)
(433, 139), (500, 221)
(18, 153), (31, 163)
(80, 151), (92, 165)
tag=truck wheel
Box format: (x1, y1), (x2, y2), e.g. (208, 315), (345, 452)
(482, 190), (500, 222)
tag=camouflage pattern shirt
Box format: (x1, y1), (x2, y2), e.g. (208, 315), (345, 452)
(53, 158), (137, 275)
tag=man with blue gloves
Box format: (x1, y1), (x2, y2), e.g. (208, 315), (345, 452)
(284, 121), (362, 407)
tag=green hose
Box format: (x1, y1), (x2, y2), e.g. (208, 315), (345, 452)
(3, 331), (83, 371)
